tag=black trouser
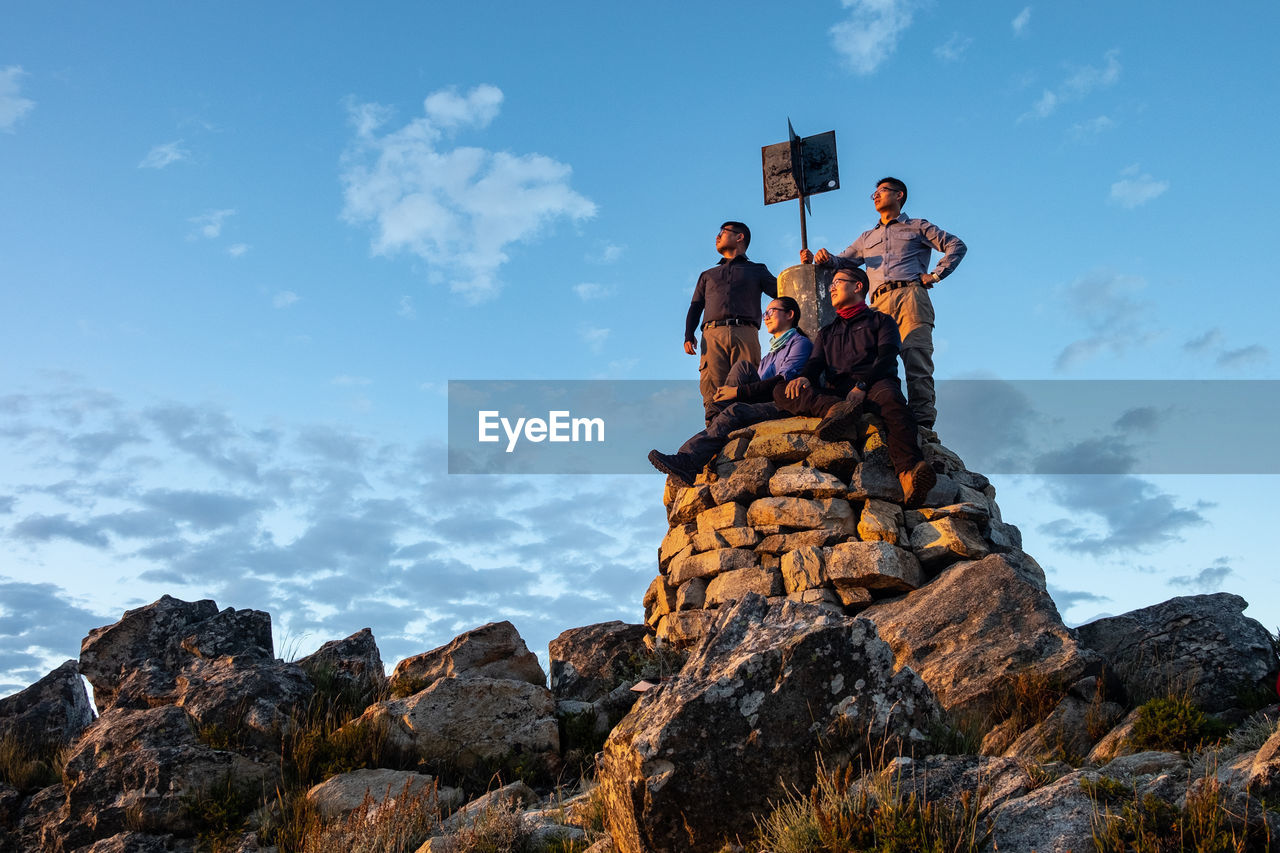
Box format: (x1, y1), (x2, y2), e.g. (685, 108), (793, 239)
(772, 377), (923, 476)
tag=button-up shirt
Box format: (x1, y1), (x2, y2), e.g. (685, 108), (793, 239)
(684, 255), (778, 343)
(830, 213), (966, 301)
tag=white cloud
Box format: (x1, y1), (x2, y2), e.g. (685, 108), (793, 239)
(273, 291), (299, 308)
(189, 209), (236, 239)
(934, 33), (972, 63)
(340, 84), (596, 302)
(1012, 7), (1031, 36)
(1053, 271), (1156, 370)
(227, 243), (249, 258)
(600, 244), (624, 263)
(139, 140), (190, 169)
(830, 0), (917, 75)
(0, 66), (35, 132)
(573, 282), (613, 300)
(1109, 165), (1168, 208)
(581, 326), (610, 353)
(398, 295), (416, 319)
(1069, 115), (1115, 141)
(1020, 49), (1121, 121)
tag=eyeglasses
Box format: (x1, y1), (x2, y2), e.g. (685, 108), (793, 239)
(718, 227), (741, 236)
(871, 186), (902, 199)
(763, 307), (789, 317)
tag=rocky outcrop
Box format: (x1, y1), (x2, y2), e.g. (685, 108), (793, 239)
(389, 620), (546, 696)
(0, 658), (93, 750)
(549, 621), (652, 704)
(648, 417), (1019, 649)
(297, 627), (387, 698)
(1077, 592), (1278, 712)
(599, 594), (939, 853)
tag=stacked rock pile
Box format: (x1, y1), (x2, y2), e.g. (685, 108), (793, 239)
(645, 413), (1025, 647)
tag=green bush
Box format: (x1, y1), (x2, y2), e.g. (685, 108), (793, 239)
(1089, 775), (1272, 852)
(1129, 698), (1230, 753)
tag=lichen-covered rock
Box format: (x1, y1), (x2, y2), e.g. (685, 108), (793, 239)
(298, 628), (386, 698)
(599, 595), (940, 853)
(825, 541), (924, 593)
(863, 552), (1102, 724)
(767, 464), (847, 498)
(704, 565), (782, 606)
(358, 676), (558, 773)
(708, 457), (775, 505)
(987, 769), (1099, 853)
(0, 659), (94, 750)
(549, 621), (650, 704)
(390, 621), (546, 695)
(1076, 593), (1279, 712)
(306, 768), (458, 821)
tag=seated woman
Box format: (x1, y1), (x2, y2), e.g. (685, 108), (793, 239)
(649, 296), (812, 486)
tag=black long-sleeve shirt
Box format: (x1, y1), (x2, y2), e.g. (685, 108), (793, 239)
(683, 255), (778, 343)
(801, 307), (901, 396)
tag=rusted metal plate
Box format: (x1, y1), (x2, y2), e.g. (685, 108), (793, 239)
(762, 130), (839, 205)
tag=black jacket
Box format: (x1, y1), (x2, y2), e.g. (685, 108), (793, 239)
(801, 307), (901, 396)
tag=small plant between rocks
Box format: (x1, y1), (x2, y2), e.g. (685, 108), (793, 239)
(753, 760), (992, 853)
(0, 731), (64, 794)
(1129, 697), (1232, 754)
(1086, 772), (1273, 852)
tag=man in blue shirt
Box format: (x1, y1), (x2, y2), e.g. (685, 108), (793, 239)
(801, 177), (965, 430)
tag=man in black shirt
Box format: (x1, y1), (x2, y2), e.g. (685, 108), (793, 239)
(775, 268), (937, 508)
(684, 221), (777, 425)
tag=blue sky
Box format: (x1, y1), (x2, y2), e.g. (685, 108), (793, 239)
(3, 1), (1278, 695)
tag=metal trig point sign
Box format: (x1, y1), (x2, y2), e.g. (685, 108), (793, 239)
(762, 119), (839, 251)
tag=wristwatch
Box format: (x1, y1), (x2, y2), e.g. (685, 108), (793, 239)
(930, 272), (941, 284)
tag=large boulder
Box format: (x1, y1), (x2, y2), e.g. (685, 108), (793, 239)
(33, 705), (275, 851)
(1076, 593), (1279, 712)
(306, 768), (458, 821)
(0, 659), (94, 750)
(549, 621), (650, 704)
(862, 551), (1103, 729)
(389, 621), (545, 696)
(79, 596), (274, 712)
(296, 627), (387, 699)
(598, 594), (939, 853)
(356, 676), (559, 774)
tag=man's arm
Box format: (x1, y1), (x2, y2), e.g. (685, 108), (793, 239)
(684, 274), (707, 354)
(761, 267), (778, 299)
(919, 220), (966, 281)
(861, 314), (902, 385)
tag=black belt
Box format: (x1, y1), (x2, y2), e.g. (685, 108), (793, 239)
(877, 280), (920, 293)
(703, 318), (759, 329)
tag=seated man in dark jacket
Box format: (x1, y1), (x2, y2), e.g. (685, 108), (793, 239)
(649, 296), (813, 486)
(776, 268), (936, 508)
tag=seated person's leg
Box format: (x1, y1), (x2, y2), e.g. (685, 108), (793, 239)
(865, 378), (935, 506)
(650, 402), (785, 486)
(772, 379), (842, 418)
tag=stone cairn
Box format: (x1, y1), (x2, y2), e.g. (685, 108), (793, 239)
(645, 413), (1023, 647)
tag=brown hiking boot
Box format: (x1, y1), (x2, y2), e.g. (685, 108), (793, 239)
(899, 460), (937, 509)
(815, 400), (863, 442)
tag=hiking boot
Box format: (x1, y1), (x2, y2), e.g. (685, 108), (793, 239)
(815, 400), (863, 442)
(648, 449), (697, 487)
(899, 460), (937, 509)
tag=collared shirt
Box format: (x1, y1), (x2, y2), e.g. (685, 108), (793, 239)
(684, 255), (778, 343)
(830, 213), (966, 301)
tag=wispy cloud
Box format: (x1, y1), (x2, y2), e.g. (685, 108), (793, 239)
(1109, 165), (1168, 208)
(1053, 271), (1156, 371)
(830, 0), (918, 75)
(340, 84), (596, 302)
(189, 209), (236, 240)
(1168, 558), (1232, 593)
(589, 243), (625, 264)
(139, 140), (190, 169)
(1037, 474), (1208, 556)
(1216, 345), (1268, 370)
(273, 291), (299, 309)
(1180, 328), (1268, 371)
(227, 243), (249, 258)
(1012, 7), (1031, 36)
(581, 326), (611, 353)
(1183, 328), (1223, 353)
(398, 295), (416, 319)
(0, 66), (35, 132)
(1021, 49), (1121, 121)
(934, 33), (972, 63)
(1069, 115), (1115, 141)
(573, 282), (614, 301)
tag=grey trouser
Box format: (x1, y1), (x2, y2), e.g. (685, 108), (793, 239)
(872, 284), (936, 428)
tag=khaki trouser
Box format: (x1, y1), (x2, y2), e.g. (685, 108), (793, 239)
(699, 324), (761, 425)
(871, 284), (936, 428)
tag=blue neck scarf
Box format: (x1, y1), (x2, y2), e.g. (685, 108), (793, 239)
(769, 327), (797, 354)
